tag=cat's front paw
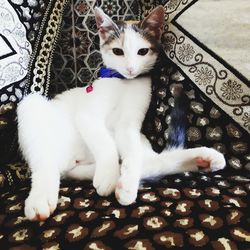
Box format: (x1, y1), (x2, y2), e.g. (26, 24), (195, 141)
(25, 191), (58, 221)
(93, 163), (120, 196)
(115, 171), (139, 206)
(196, 147), (226, 172)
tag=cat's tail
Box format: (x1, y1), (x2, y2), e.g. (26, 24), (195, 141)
(165, 84), (189, 149)
(17, 94), (51, 162)
(17, 93), (70, 167)
(140, 85), (189, 181)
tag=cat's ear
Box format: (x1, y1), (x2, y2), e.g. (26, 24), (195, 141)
(140, 6), (165, 40)
(94, 7), (119, 41)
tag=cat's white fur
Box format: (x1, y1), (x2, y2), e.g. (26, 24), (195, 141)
(17, 6), (226, 221)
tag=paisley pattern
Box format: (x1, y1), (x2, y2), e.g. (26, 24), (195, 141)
(0, 172), (250, 249)
(0, 0), (47, 103)
(0, 0), (50, 164)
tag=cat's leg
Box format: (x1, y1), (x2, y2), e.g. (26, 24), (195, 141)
(75, 114), (120, 196)
(24, 169), (60, 221)
(115, 127), (143, 206)
(66, 163), (95, 180)
(141, 145), (226, 179)
(17, 94), (73, 220)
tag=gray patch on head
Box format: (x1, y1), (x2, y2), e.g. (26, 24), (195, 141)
(131, 23), (159, 51)
(102, 21), (126, 46)
(102, 20), (161, 58)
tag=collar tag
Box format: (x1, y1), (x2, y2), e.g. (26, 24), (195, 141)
(86, 84), (93, 93)
(86, 67), (125, 94)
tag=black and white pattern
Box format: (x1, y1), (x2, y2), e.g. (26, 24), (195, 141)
(0, 0), (32, 103)
(163, 0), (249, 134)
(0, 0), (50, 164)
(139, 0), (250, 134)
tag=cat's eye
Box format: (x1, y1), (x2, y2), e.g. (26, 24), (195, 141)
(138, 48), (149, 56)
(112, 48), (124, 56)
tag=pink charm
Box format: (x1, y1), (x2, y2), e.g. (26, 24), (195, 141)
(86, 84), (93, 93)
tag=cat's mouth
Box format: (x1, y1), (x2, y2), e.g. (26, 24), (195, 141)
(125, 74), (137, 79)
(122, 72), (139, 79)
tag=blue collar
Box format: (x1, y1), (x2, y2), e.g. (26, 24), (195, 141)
(86, 66), (125, 93)
(99, 66), (125, 79)
(86, 66), (150, 93)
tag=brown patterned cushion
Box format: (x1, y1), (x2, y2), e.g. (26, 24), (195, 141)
(0, 162), (29, 191)
(0, 172), (249, 249)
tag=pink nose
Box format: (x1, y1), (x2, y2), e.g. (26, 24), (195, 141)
(127, 67), (134, 75)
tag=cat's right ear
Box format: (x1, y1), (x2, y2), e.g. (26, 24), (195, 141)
(94, 7), (118, 41)
(140, 6), (165, 40)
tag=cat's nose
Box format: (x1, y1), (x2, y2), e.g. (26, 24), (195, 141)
(126, 67), (134, 75)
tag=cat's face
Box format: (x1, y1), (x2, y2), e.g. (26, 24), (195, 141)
(94, 6), (165, 79)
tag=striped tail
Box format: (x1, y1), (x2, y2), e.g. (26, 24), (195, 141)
(166, 84), (189, 149)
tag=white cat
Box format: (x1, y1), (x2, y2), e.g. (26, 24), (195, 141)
(17, 6), (225, 221)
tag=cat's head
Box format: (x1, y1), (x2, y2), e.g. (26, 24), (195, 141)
(94, 6), (165, 79)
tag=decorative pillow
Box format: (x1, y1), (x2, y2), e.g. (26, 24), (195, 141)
(0, 0), (46, 163)
(139, 0), (250, 172)
(25, 0), (68, 96)
(0, 0), (57, 164)
(0, 0), (32, 103)
(0, 102), (19, 165)
(0, 0), (68, 172)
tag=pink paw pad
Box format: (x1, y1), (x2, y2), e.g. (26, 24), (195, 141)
(33, 213), (48, 222)
(115, 182), (123, 200)
(196, 157), (211, 169)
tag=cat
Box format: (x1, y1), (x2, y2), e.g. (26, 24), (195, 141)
(17, 6), (226, 221)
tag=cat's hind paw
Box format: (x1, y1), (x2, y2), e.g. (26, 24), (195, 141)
(196, 147), (226, 172)
(25, 192), (58, 221)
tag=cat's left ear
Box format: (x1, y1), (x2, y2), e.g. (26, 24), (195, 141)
(94, 7), (119, 41)
(140, 6), (165, 40)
